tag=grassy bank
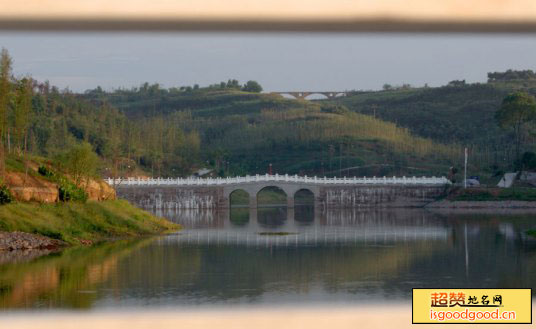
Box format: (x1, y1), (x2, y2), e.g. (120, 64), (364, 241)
(0, 200), (179, 245)
(451, 187), (536, 202)
(528, 229), (536, 238)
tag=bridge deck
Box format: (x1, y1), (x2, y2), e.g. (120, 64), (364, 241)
(107, 174), (450, 186)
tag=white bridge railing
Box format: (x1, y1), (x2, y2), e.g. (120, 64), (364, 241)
(106, 174), (450, 186)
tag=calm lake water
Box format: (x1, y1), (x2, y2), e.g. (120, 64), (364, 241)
(0, 207), (535, 309)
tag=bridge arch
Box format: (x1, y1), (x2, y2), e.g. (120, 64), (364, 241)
(229, 188), (250, 207)
(277, 92), (306, 100)
(271, 91), (347, 100)
(302, 93), (328, 100)
(222, 181), (321, 208)
(256, 186), (287, 207)
(294, 188), (315, 206)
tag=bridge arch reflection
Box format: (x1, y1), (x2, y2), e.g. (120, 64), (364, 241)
(161, 208), (451, 247)
(229, 207), (249, 226)
(294, 188), (315, 206)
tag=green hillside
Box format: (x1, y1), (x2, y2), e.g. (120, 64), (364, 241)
(82, 86), (464, 178)
(326, 79), (536, 169)
(89, 88), (299, 118)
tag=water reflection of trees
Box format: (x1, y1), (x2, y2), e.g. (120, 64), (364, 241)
(110, 240), (447, 303)
(139, 234), (536, 303)
(2, 210), (534, 308)
(155, 208), (224, 228)
(158, 207), (453, 230)
(419, 211), (536, 291)
(0, 239), (154, 309)
(155, 209), (536, 302)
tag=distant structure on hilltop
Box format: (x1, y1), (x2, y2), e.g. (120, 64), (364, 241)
(270, 91), (347, 100)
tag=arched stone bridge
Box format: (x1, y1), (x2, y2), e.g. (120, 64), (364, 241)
(270, 91), (347, 100)
(108, 174), (450, 210)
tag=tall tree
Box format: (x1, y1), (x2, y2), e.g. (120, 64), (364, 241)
(13, 78), (32, 154)
(495, 92), (536, 165)
(242, 80), (263, 93)
(0, 48), (13, 178)
(61, 142), (99, 187)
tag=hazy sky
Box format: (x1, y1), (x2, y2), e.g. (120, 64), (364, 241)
(0, 32), (535, 92)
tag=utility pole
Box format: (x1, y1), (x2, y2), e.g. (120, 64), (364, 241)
(464, 147), (468, 189)
(339, 143), (342, 177)
(371, 104), (378, 118)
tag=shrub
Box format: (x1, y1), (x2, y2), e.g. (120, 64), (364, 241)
(58, 178), (88, 202)
(521, 152), (536, 170)
(39, 165), (87, 202)
(37, 229), (63, 240)
(320, 104), (350, 114)
(0, 185), (13, 205)
(242, 80), (263, 93)
(453, 190), (494, 201)
(38, 165), (55, 178)
(57, 142), (99, 186)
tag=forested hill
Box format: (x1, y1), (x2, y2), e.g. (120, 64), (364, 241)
(327, 78), (536, 149)
(81, 84), (463, 179)
(80, 73), (536, 181)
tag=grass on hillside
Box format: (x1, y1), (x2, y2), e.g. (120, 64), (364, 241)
(204, 102), (463, 178)
(0, 200), (180, 245)
(527, 229), (536, 238)
(5, 154), (54, 179)
(332, 84), (510, 146)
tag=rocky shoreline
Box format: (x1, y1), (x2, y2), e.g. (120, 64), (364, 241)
(0, 231), (65, 251)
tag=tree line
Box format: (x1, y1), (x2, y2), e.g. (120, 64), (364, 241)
(496, 91), (536, 170)
(0, 48), (201, 181)
(3, 47), (534, 182)
(0, 49), (32, 177)
(488, 70), (536, 82)
(85, 79), (263, 97)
